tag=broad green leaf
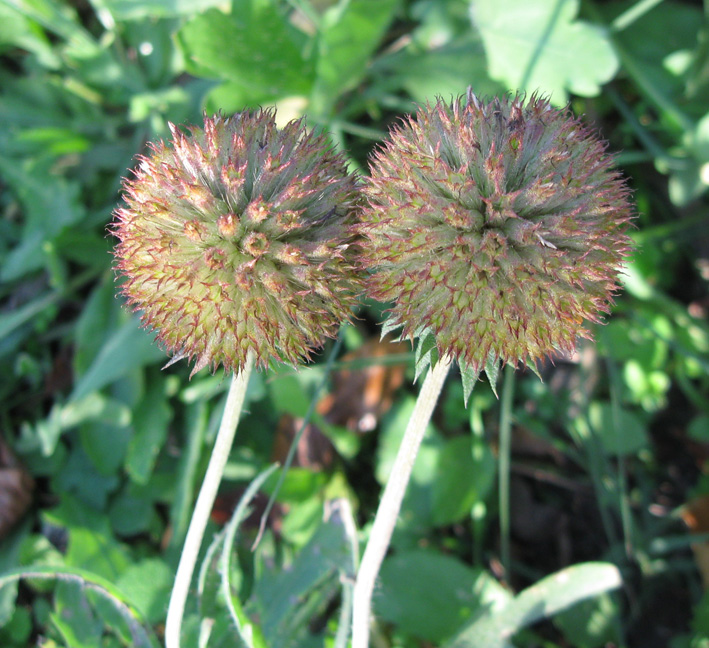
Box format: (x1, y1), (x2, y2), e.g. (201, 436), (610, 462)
(445, 562), (622, 648)
(4, 0), (98, 52)
(16, 393), (131, 457)
(70, 314), (166, 402)
(116, 559), (172, 624)
(470, 0), (618, 103)
(431, 435), (495, 527)
(176, 2), (314, 102)
(99, 0), (227, 21)
(375, 549), (509, 643)
(310, 0), (399, 116)
(0, 2), (58, 67)
(52, 580), (104, 647)
(125, 379), (172, 484)
(0, 158), (85, 281)
(43, 494), (131, 580)
(0, 565), (158, 648)
(80, 420), (131, 477)
(554, 592), (621, 648)
(0, 524), (30, 625)
(55, 447), (120, 510)
(252, 502), (352, 647)
(588, 401), (649, 455)
(371, 34), (505, 104)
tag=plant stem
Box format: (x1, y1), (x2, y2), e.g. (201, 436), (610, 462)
(498, 364), (515, 580)
(165, 352), (255, 648)
(352, 355), (452, 648)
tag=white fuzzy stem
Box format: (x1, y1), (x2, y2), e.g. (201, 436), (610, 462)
(165, 352), (255, 648)
(352, 356), (452, 648)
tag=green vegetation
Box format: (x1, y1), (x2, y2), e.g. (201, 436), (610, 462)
(1, 0), (708, 647)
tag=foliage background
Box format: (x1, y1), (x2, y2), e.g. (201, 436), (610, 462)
(1, 0), (709, 646)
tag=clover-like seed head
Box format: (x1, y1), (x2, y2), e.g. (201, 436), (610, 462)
(113, 110), (360, 375)
(356, 91), (634, 373)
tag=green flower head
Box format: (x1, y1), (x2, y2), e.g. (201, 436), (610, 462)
(356, 91), (633, 374)
(113, 110), (360, 375)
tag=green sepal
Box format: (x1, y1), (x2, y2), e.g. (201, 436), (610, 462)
(459, 360), (483, 407)
(484, 350), (501, 398)
(414, 328), (438, 383)
(380, 315), (403, 341)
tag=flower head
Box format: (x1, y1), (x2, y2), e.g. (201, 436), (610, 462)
(113, 110), (360, 375)
(356, 91), (633, 374)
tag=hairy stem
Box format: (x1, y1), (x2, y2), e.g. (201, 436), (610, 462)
(165, 352), (255, 648)
(498, 364), (515, 579)
(352, 356), (452, 648)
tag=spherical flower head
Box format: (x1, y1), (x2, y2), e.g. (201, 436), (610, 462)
(356, 91), (633, 374)
(113, 110), (360, 375)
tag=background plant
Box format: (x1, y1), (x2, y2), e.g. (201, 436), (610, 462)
(0, 1), (708, 647)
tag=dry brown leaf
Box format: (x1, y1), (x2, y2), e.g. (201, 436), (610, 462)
(679, 494), (709, 589)
(318, 335), (408, 432)
(0, 434), (34, 540)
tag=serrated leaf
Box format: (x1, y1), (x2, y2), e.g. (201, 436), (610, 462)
(470, 0), (618, 103)
(459, 360), (482, 406)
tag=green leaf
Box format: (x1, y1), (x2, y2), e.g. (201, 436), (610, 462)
(588, 402), (649, 455)
(55, 446), (120, 510)
(219, 464), (278, 647)
(470, 0), (618, 103)
(554, 592), (621, 648)
(371, 34), (505, 104)
(125, 379), (172, 484)
(80, 421), (131, 476)
(0, 524), (30, 626)
(445, 562), (622, 648)
(70, 315), (166, 402)
(43, 494), (131, 580)
(432, 435), (496, 527)
(252, 502), (353, 648)
(310, 0), (399, 116)
(101, 0), (226, 21)
(0, 157), (85, 281)
(375, 549), (509, 643)
(51, 580), (105, 648)
(176, 2), (314, 101)
(116, 559), (172, 624)
(0, 566), (158, 648)
(108, 486), (155, 536)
